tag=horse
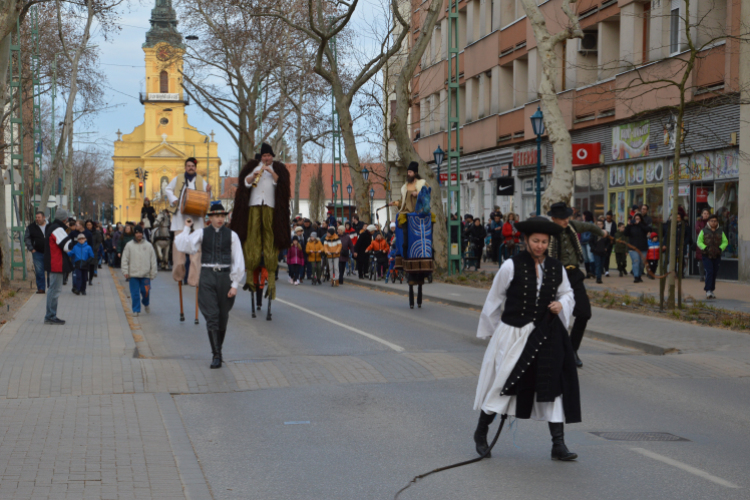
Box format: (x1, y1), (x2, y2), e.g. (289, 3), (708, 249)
(152, 210), (172, 270)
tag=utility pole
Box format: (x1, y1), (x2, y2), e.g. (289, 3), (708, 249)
(331, 29), (344, 224)
(446, 0), (462, 275)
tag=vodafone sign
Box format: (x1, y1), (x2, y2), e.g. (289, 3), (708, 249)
(572, 143), (602, 166)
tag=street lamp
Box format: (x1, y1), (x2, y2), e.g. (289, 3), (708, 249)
(530, 106), (545, 215)
(347, 184), (353, 222)
(369, 187), (375, 223)
(362, 166), (369, 182)
(332, 183), (338, 223)
(433, 145), (445, 186)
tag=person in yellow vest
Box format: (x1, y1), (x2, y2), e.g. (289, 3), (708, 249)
(165, 157), (211, 285)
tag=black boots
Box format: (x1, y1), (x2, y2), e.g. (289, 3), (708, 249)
(549, 423), (577, 461)
(473, 411), (496, 458)
(209, 330), (225, 369)
(574, 351), (583, 368)
(409, 286), (414, 309)
(417, 285), (422, 308)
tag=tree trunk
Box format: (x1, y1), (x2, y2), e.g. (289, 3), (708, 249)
(666, 104), (685, 309)
(389, 0), (446, 268)
(333, 91), (371, 223)
(0, 33), (12, 284)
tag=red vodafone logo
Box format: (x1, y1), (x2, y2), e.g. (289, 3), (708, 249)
(572, 143), (601, 166)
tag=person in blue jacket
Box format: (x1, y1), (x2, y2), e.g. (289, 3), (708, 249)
(68, 233), (95, 295)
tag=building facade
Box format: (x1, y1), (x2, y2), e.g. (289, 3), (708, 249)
(406, 0), (742, 279)
(111, 0), (220, 224)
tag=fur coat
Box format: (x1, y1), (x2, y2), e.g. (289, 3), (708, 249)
(230, 159), (292, 251)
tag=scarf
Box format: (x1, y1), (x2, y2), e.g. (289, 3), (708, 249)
(185, 172), (197, 183)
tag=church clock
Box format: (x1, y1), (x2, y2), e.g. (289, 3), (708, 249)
(156, 45), (172, 61)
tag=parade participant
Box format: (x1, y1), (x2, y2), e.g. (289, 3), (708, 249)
(547, 202), (605, 368)
(473, 217), (578, 461)
(166, 157), (211, 286)
(175, 203), (245, 369)
(230, 143), (291, 307)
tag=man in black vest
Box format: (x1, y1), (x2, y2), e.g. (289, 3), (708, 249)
(175, 202), (246, 369)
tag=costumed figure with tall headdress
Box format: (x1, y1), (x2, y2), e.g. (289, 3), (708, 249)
(389, 161), (434, 309)
(230, 143), (291, 320)
(472, 217), (580, 461)
(174, 202), (245, 369)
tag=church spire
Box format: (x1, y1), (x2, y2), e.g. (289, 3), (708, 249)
(143, 0), (183, 49)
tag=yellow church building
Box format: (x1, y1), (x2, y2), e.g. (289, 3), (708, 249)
(112, 0), (220, 224)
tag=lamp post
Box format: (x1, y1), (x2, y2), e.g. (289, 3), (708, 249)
(362, 167), (370, 220)
(346, 184), (352, 223)
(433, 146), (445, 186)
(530, 106), (545, 216)
(369, 187), (375, 223)
(332, 183), (338, 224)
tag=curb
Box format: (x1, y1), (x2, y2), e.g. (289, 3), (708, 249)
(584, 329), (673, 355)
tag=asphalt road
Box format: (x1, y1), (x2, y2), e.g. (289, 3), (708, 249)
(140, 271), (750, 500)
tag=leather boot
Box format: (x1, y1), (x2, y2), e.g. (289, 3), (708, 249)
(417, 285), (422, 308)
(209, 330), (221, 369)
(473, 411), (496, 458)
(409, 286), (414, 309)
(549, 422), (577, 461)
(574, 351), (583, 368)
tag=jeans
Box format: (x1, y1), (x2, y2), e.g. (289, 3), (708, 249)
(73, 268), (88, 293)
(628, 250), (643, 278)
(129, 277), (151, 313)
(702, 256), (721, 292)
(45, 273), (63, 321)
(32, 252), (46, 291)
(330, 257), (339, 280)
(305, 261), (312, 280)
(593, 254), (604, 280)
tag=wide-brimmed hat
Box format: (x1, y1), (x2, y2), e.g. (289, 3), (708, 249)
(547, 202), (573, 219)
(260, 143), (275, 157)
(515, 217), (563, 237)
(207, 201), (229, 216)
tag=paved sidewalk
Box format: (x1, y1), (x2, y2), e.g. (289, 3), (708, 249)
(321, 267), (750, 355)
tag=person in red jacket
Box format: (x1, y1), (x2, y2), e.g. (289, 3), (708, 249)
(501, 213), (520, 260)
(44, 209), (75, 325)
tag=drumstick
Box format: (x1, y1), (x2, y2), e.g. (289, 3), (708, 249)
(178, 281), (185, 321)
(194, 285), (200, 324)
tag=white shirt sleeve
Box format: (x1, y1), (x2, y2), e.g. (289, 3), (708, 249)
(476, 259), (514, 339)
(165, 176), (179, 205)
(230, 231), (246, 289)
(555, 268), (575, 329)
(53, 227), (73, 253)
(174, 228), (202, 255)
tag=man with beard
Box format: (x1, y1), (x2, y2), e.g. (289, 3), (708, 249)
(230, 143), (291, 306)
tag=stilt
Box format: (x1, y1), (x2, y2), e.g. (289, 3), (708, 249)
(251, 290), (257, 318)
(178, 281), (185, 322)
(266, 298), (272, 321)
(194, 285), (200, 325)
(409, 285), (414, 309)
(417, 284), (422, 308)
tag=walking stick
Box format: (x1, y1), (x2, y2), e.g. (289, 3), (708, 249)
(178, 281), (185, 321)
(195, 285), (200, 324)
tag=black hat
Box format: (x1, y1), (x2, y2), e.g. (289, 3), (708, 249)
(254, 153), (261, 161)
(185, 157), (198, 165)
(133, 226), (144, 234)
(515, 217), (563, 237)
(207, 201), (229, 216)
(407, 161), (419, 174)
(260, 143), (275, 157)
(547, 202), (573, 219)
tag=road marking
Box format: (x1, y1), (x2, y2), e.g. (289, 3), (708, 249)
(284, 421), (310, 425)
(631, 448), (740, 489)
(276, 299), (405, 352)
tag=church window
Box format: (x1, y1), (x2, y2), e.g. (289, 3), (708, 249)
(160, 117), (169, 125)
(160, 71), (169, 93)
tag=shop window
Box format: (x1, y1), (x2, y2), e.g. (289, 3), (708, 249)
(645, 187), (664, 225)
(715, 181), (738, 259)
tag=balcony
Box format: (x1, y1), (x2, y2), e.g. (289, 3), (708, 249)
(139, 92), (190, 105)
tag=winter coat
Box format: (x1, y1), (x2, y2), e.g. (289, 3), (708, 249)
(590, 232), (610, 256)
(662, 220), (693, 256)
(68, 242), (95, 269)
(121, 239), (158, 279)
(647, 239), (661, 261)
(141, 206), (156, 227)
(697, 226), (728, 260)
(324, 234), (342, 258)
(467, 224), (487, 248)
(287, 245), (305, 266)
(354, 230), (373, 256)
(305, 240), (324, 262)
(345, 228), (358, 247)
(366, 238), (389, 253)
(112, 230), (122, 252)
(44, 220), (74, 274)
(339, 234), (354, 262)
(117, 233), (134, 254)
(695, 218), (708, 260)
(25, 222), (47, 253)
(623, 221), (651, 252)
(501, 221), (519, 245)
(613, 230), (628, 253)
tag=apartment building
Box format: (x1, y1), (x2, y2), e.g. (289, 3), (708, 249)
(407, 0), (741, 279)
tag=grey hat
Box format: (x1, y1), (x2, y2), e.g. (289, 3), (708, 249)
(310, 232), (318, 239)
(55, 208), (69, 222)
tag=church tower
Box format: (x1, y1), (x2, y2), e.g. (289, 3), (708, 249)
(112, 0), (220, 223)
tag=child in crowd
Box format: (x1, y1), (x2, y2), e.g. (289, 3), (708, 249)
(385, 243), (398, 283)
(366, 232), (390, 280)
(613, 223), (628, 277)
(647, 232), (660, 277)
(68, 233), (95, 296)
(590, 220), (610, 284)
(287, 236), (305, 285)
(305, 232), (324, 285)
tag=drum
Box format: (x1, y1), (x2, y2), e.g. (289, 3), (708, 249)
(180, 189), (210, 217)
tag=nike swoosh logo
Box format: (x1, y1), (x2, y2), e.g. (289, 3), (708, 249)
(498, 185), (512, 191)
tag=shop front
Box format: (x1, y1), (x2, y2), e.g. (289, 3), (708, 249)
(606, 160), (666, 226)
(512, 144), (550, 220)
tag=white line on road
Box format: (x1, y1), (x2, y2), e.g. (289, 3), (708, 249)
(275, 299), (406, 352)
(631, 448), (740, 489)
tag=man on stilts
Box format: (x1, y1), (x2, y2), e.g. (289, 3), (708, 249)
(547, 202), (606, 367)
(473, 217), (580, 461)
(175, 203), (245, 369)
(230, 143), (291, 320)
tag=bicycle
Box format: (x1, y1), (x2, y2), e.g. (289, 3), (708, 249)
(368, 253), (378, 280)
(321, 254), (331, 282)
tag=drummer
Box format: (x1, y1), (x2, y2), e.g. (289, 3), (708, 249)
(165, 157), (211, 281)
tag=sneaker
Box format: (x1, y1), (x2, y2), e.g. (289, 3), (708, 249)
(706, 291), (712, 299)
(44, 317), (65, 325)
(36, 290), (45, 294)
(133, 312), (139, 317)
(288, 277), (294, 284)
(709, 291), (716, 299)
(144, 306), (150, 314)
(605, 272), (610, 277)
(81, 291), (86, 296)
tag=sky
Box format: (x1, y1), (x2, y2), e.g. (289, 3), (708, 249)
(83, 0), (389, 176)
